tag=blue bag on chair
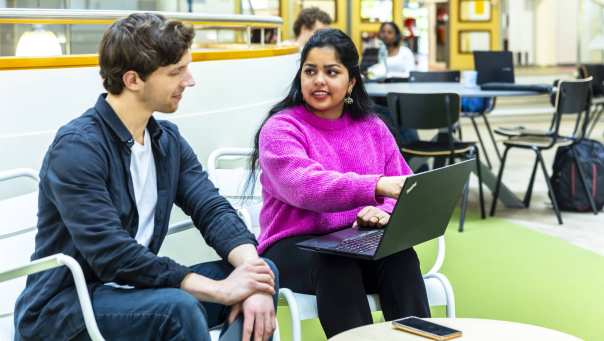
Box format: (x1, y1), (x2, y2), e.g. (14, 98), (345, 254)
(461, 97), (493, 113)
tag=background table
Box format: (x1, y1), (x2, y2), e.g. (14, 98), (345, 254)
(329, 318), (582, 341)
(365, 82), (545, 98)
(365, 82), (550, 208)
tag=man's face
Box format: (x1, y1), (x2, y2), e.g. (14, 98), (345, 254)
(297, 20), (329, 47)
(141, 51), (195, 113)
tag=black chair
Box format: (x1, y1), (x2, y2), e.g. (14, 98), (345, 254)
(387, 92), (485, 232)
(578, 64), (604, 138)
(409, 71), (460, 83)
(408, 71), (501, 169)
(360, 47), (380, 76)
(490, 78), (596, 224)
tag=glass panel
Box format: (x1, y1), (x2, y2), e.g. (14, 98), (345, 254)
(0, 22), (278, 57)
(361, 0), (392, 23)
(459, 0), (492, 22)
(459, 30), (490, 53)
(242, 0), (280, 16)
(300, 0), (337, 22)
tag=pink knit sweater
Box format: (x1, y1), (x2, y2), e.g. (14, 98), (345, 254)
(257, 105), (412, 254)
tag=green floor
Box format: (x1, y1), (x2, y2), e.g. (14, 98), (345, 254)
(276, 214), (604, 341)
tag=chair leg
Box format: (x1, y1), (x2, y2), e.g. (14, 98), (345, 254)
(458, 177), (470, 233)
(536, 150), (563, 225)
(470, 116), (492, 169)
(587, 105), (603, 138)
(482, 114), (502, 162)
(490, 146), (511, 217)
(523, 157), (539, 208)
(474, 149), (486, 219)
(570, 148), (599, 214)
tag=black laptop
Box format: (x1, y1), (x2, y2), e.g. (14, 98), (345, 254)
(473, 51), (551, 93)
(296, 160), (473, 260)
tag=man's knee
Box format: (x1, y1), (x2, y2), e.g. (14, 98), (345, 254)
(161, 289), (207, 319)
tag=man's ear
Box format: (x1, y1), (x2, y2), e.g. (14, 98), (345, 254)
(122, 70), (143, 91)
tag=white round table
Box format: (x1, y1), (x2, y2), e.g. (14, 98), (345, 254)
(329, 318), (582, 341)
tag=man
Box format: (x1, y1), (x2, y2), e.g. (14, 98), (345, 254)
(292, 7), (332, 47)
(14, 13), (278, 341)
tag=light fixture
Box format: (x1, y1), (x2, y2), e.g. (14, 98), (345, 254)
(15, 25), (62, 57)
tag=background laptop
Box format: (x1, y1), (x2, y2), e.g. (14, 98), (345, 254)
(473, 51), (551, 93)
(474, 50), (515, 85)
(296, 160), (473, 260)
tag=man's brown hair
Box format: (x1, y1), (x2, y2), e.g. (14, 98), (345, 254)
(293, 7), (332, 38)
(99, 13), (195, 94)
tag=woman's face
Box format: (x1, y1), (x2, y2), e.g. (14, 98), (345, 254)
(379, 24), (398, 46)
(300, 46), (355, 119)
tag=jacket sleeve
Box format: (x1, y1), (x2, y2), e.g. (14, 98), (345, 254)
(259, 124), (382, 213)
(42, 132), (190, 288)
(174, 134), (257, 259)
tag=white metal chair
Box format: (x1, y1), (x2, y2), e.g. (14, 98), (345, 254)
(207, 147), (456, 341)
(0, 169), (251, 341)
(0, 169), (105, 341)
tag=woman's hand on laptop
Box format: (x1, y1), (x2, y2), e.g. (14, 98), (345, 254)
(375, 175), (407, 199)
(354, 206), (390, 229)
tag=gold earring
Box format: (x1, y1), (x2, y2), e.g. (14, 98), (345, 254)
(344, 92), (353, 105)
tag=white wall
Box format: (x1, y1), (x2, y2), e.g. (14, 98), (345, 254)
(555, 0), (578, 64)
(532, 0), (578, 66)
(507, 0), (535, 64)
(0, 53), (298, 181)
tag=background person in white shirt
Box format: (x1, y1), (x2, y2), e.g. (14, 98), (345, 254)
(368, 22), (416, 79)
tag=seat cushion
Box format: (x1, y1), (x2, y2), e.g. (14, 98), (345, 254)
(495, 126), (551, 137)
(401, 141), (475, 157)
(503, 136), (573, 148)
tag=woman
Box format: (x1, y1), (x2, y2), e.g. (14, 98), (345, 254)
(368, 21), (415, 79)
(249, 29), (430, 337)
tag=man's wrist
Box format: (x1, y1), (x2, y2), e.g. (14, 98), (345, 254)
(180, 273), (224, 303)
(227, 243), (260, 267)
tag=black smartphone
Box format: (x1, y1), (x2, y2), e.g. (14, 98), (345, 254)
(392, 316), (462, 340)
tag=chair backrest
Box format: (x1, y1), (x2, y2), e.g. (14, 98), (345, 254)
(360, 47), (380, 74)
(0, 169), (39, 334)
(578, 64), (604, 97)
(552, 78), (593, 139)
(409, 71), (460, 83)
(206, 148), (261, 236)
(387, 92), (461, 130)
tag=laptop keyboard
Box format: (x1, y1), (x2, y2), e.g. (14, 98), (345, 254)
(334, 230), (384, 256)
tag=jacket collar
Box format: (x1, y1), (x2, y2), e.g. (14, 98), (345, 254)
(95, 94), (164, 150)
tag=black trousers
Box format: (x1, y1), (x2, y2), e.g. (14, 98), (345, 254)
(263, 235), (430, 338)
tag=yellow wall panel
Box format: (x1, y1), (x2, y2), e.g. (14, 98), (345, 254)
(449, 0), (501, 70)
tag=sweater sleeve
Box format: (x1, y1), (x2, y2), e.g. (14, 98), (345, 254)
(376, 118), (414, 214)
(259, 120), (381, 213)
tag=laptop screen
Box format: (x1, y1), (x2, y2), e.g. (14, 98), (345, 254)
(473, 51), (515, 84)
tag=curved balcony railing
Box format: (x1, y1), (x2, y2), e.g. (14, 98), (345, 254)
(0, 9), (296, 70)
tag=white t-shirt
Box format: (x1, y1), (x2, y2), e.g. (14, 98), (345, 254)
(105, 129), (157, 288)
(129, 129), (157, 248)
(368, 45), (416, 79)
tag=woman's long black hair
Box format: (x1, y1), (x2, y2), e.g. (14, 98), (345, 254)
(246, 28), (374, 194)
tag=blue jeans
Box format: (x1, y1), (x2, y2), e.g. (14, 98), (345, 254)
(70, 259), (279, 341)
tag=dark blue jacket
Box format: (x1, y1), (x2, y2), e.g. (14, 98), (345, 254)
(14, 94), (256, 340)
